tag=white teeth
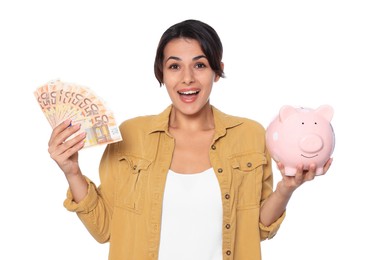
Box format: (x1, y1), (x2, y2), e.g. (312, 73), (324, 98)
(179, 90), (199, 95)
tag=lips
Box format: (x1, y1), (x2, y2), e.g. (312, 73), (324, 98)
(177, 88), (200, 103)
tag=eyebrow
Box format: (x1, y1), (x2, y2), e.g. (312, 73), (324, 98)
(165, 55), (207, 62)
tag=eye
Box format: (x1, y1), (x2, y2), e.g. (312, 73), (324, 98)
(195, 62), (206, 69)
(314, 122), (317, 125)
(301, 122), (305, 125)
(169, 64), (180, 70)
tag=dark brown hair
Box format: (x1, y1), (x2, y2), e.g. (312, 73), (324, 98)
(154, 19), (225, 85)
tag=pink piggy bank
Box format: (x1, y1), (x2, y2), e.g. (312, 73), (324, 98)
(266, 105), (335, 176)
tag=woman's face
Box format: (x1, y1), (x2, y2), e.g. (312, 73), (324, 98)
(162, 38), (221, 116)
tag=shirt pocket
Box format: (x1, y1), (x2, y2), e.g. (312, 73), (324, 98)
(229, 152), (267, 210)
(115, 155), (152, 214)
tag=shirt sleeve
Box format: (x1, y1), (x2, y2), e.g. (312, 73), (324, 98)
(63, 176), (99, 214)
(62, 142), (118, 243)
(259, 148), (286, 240)
(259, 211), (286, 239)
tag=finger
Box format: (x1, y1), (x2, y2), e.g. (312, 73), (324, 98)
(51, 131), (86, 159)
(322, 158), (333, 174)
(58, 136), (86, 162)
(304, 163), (316, 181)
(276, 162), (286, 177)
(49, 123), (82, 152)
(294, 164), (305, 184)
(48, 119), (72, 146)
(53, 138), (85, 174)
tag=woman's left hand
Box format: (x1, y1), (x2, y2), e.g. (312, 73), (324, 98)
(276, 158), (333, 194)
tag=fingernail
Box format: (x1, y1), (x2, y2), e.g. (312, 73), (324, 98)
(65, 119), (72, 127)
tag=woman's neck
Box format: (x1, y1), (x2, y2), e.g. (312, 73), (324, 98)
(169, 103), (215, 131)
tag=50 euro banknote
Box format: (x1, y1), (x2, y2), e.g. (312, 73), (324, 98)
(34, 79), (122, 148)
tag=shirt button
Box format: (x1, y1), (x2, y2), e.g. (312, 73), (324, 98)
(133, 165), (137, 170)
(247, 162), (252, 168)
(211, 145), (216, 150)
(226, 250), (232, 256)
(218, 168), (223, 173)
(225, 224), (231, 229)
(225, 193), (230, 199)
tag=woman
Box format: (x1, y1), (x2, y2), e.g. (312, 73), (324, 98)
(48, 19), (332, 260)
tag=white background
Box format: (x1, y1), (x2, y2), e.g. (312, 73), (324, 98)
(1, 0), (370, 259)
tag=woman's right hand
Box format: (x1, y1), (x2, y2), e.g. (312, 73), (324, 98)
(48, 119), (86, 179)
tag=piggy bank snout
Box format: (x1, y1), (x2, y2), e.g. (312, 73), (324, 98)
(299, 134), (324, 153)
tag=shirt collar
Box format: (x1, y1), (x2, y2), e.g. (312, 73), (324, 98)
(147, 105), (244, 138)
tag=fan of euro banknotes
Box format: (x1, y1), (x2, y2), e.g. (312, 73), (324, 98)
(34, 79), (122, 148)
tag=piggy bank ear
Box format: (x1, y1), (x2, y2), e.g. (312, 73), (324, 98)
(315, 105), (334, 122)
(279, 105), (297, 122)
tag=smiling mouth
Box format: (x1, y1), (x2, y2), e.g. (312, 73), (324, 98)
(178, 90), (200, 95)
(301, 154), (319, 158)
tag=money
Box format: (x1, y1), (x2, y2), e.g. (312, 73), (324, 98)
(34, 79), (123, 148)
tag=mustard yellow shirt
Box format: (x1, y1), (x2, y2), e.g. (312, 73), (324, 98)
(64, 105), (285, 260)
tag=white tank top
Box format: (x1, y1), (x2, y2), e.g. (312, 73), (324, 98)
(158, 168), (223, 260)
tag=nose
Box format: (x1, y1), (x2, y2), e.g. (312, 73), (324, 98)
(299, 134), (323, 153)
(182, 67), (195, 85)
